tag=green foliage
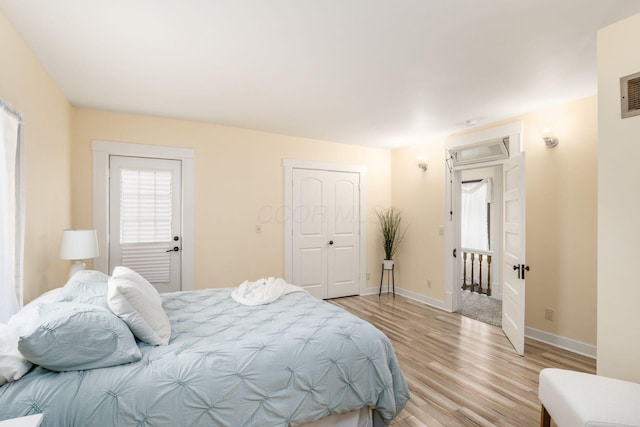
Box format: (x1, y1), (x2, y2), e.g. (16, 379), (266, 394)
(376, 207), (407, 260)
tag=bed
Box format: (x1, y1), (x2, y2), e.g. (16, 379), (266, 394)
(0, 279), (409, 426)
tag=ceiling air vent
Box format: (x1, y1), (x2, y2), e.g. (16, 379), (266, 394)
(621, 71), (640, 119)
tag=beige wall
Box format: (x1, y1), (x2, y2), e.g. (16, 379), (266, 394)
(523, 97), (598, 345)
(390, 139), (447, 300)
(392, 96), (598, 346)
(71, 109), (391, 289)
(597, 13), (640, 381)
(0, 10), (73, 303)
(0, 3), (603, 352)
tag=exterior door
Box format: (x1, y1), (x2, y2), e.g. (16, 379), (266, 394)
(109, 156), (182, 293)
(292, 169), (360, 299)
(502, 152), (526, 355)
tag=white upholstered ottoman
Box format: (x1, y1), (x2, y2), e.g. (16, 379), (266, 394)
(539, 368), (640, 427)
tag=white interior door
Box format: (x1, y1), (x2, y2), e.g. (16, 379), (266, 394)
(327, 172), (360, 298)
(502, 152), (526, 355)
(109, 156), (182, 293)
(292, 169), (328, 299)
(292, 169), (360, 299)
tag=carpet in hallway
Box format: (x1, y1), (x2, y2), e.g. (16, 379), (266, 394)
(457, 290), (502, 327)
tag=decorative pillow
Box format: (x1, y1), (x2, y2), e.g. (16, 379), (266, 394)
(0, 323), (33, 386)
(56, 270), (110, 309)
(108, 266), (171, 346)
(18, 302), (141, 372)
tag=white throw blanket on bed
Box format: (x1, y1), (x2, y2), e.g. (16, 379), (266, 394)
(231, 277), (305, 306)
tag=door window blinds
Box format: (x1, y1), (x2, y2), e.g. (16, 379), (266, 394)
(119, 168), (172, 283)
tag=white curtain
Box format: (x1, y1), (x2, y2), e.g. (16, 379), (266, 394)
(461, 179), (491, 252)
(0, 100), (25, 323)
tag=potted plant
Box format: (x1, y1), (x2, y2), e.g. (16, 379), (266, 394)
(376, 207), (407, 270)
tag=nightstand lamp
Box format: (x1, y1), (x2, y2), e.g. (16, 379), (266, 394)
(59, 229), (99, 278)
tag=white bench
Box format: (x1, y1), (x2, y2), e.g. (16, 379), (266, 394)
(539, 368), (640, 426)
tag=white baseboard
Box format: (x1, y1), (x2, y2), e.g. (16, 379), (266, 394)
(525, 326), (597, 359)
(360, 285), (382, 295)
(361, 286), (449, 311)
(396, 287), (449, 311)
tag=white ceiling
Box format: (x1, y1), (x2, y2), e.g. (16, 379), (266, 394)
(2, 1), (640, 148)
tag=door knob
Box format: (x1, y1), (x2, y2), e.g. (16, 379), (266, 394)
(166, 246), (179, 252)
(328, 240), (334, 245)
(512, 265), (519, 270)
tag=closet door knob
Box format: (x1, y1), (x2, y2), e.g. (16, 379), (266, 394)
(328, 240), (334, 245)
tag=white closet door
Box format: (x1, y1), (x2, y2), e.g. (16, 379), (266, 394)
(109, 156), (182, 293)
(292, 169), (328, 299)
(327, 172), (360, 298)
(292, 169), (360, 299)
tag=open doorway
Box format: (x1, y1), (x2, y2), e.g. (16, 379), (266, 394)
(444, 121), (527, 355)
(457, 166), (502, 327)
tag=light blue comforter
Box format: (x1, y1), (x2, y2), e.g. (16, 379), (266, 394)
(0, 289), (409, 426)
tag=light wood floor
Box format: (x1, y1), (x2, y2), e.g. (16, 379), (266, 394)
(330, 294), (596, 427)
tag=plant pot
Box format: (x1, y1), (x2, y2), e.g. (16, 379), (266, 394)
(383, 259), (394, 270)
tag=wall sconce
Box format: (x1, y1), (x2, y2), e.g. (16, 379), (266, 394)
(417, 156), (428, 172)
(542, 128), (559, 148)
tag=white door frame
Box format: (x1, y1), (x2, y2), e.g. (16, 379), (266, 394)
(284, 159), (367, 295)
(92, 140), (195, 291)
(444, 121), (523, 312)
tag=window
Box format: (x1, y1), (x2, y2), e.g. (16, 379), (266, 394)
(119, 168), (173, 244)
(0, 99), (25, 323)
(118, 166), (174, 283)
(461, 179), (491, 252)
(449, 138), (509, 167)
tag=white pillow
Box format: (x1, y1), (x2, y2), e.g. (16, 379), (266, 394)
(107, 266), (171, 346)
(8, 287), (62, 327)
(0, 323), (33, 386)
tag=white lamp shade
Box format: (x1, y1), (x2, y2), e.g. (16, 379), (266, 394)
(59, 229), (99, 260)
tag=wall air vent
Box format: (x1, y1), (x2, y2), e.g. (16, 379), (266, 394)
(621, 71), (640, 119)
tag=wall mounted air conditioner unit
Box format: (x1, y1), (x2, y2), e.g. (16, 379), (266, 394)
(621, 71), (640, 119)
(448, 137), (510, 167)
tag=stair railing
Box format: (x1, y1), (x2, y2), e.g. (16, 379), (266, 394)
(461, 249), (492, 296)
